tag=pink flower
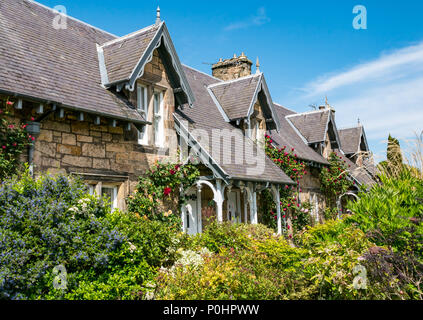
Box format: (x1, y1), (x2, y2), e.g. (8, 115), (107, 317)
(2, 146), (6, 149)
(169, 169), (176, 175)
(31, 136), (35, 141)
(12, 142), (17, 147)
(31, 117), (35, 121)
(6, 101), (13, 106)
(287, 225), (291, 230)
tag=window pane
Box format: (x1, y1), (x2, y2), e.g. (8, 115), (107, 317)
(154, 93), (159, 114)
(101, 187), (116, 209)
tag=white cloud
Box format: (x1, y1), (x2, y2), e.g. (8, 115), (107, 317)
(291, 41), (423, 161)
(224, 7), (270, 31)
(303, 42), (423, 97)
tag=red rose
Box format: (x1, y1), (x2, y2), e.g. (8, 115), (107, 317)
(31, 117), (35, 121)
(170, 169), (176, 175)
(8, 125), (14, 129)
(6, 101), (13, 106)
(164, 187), (172, 196)
(12, 143), (17, 147)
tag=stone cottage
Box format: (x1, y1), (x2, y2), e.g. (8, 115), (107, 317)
(0, 0), (375, 234)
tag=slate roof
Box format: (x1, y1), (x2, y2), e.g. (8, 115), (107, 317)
(208, 74), (261, 120)
(268, 104), (329, 165)
(175, 66), (294, 185)
(101, 24), (161, 85)
(335, 150), (376, 188)
(338, 126), (363, 155)
(286, 109), (331, 144)
(0, 0), (147, 124)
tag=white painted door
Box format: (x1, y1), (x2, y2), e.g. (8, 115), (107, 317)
(185, 198), (198, 235)
(227, 191), (241, 223)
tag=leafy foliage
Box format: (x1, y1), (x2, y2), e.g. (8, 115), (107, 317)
(155, 220), (374, 300)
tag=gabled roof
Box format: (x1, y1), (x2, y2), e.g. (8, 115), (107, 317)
(101, 24), (161, 85)
(338, 125), (369, 155)
(207, 73), (280, 130)
(0, 0), (147, 124)
(99, 22), (195, 107)
(268, 104), (329, 166)
(286, 108), (341, 148)
(174, 65), (294, 185)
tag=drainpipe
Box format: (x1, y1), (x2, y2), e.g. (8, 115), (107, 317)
(25, 121), (40, 177)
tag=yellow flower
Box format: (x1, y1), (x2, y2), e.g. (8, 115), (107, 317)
(143, 215), (148, 220)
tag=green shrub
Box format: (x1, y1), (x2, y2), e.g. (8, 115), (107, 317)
(346, 172), (423, 256)
(156, 220), (375, 300)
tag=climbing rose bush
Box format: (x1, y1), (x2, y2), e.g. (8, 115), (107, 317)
(262, 135), (308, 234)
(0, 98), (32, 180)
(126, 161), (200, 230)
(320, 152), (353, 208)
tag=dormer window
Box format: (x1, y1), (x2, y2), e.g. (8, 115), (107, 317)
(154, 91), (164, 147)
(137, 84), (148, 145)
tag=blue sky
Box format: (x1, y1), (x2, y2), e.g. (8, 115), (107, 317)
(37, 0), (423, 162)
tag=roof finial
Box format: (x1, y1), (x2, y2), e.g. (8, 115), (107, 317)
(325, 95), (329, 107)
(155, 6), (161, 25)
(256, 57), (260, 73)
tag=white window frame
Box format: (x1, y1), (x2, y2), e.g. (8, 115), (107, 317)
(101, 185), (118, 210)
(153, 91), (164, 147)
(137, 84), (149, 145)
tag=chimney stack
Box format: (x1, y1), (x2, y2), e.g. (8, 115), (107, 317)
(211, 53), (253, 81)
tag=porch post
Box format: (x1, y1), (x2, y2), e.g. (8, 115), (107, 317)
(243, 190), (248, 223)
(197, 185), (202, 233)
(272, 184), (282, 235)
(215, 180), (224, 223)
(181, 204), (186, 232)
(248, 183), (258, 225)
